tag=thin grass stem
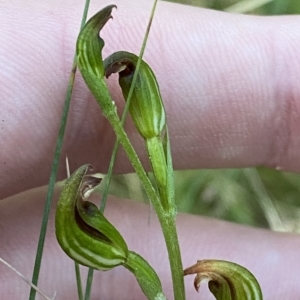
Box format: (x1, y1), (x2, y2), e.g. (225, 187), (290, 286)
(244, 168), (285, 231)
(28, 1), (91, 299)
(75, 263), (84, 300)
(84, 269), (94, 300)
(0, 258), (55, 300)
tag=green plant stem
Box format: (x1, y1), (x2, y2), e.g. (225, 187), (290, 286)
(28, 1), (90, 299)
(146, 137), (168, 209)
(75, 263), (84, 300)
(82, 1), (185, 299)
(97, 0), (184, 295)
(146, 129), (185, 299)
(99, 101), (185, 300)
(84, 268), (94, 300)
(84, 3), (159, 297)
(84, 78), (186, 298)
(159, 213), (185, 300)
(90, 97), (186, 300)
(100, 0), (159, 211)
(99, 139), (120, 212)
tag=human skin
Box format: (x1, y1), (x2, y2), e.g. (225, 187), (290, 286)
(0, 0), (300, 299)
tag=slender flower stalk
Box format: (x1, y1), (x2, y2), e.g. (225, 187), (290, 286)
(76, 6), (185, 299)
(104, 51), (185, 299)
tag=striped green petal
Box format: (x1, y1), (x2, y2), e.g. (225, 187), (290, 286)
(55, 165), (128, 271)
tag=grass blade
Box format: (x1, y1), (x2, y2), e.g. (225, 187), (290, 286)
(244, 168), (285, 231)
(29, 1), (91, 299)
(75, 262), (84, 300)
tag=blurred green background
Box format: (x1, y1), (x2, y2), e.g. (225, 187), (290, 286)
(108, 0), (300, 233)
(166, 0), (300, 15)
(166, 0), (300, 233)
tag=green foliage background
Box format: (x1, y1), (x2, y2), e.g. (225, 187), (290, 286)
(167, 0), (300, 15)
(109, 0), (300, 233)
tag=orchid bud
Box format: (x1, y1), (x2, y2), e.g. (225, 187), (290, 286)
(184, 260), (263, 300)
(56, 165), (167, 299)
(104, 51), (166, 140)
(76, 5), (117, 116)
(104, 52), (171, 209)
(55, 165), (128, 271)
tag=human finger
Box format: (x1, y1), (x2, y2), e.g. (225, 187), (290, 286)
(1, 0), (300, 198)
(0, 186), (299, 299)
